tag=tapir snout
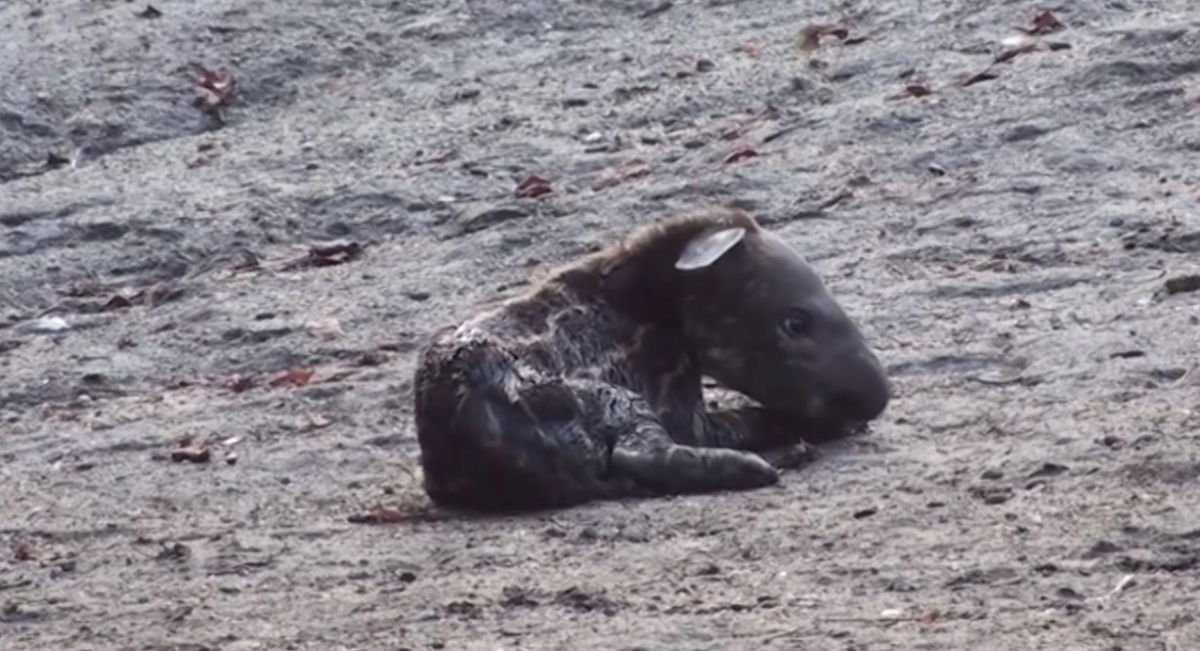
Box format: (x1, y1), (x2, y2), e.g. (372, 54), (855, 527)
(825, 346), (890, 423)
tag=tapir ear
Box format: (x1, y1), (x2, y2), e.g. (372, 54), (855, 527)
(674, 227), (747, 271)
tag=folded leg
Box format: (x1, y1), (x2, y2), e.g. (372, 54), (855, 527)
(693, 406), (821, 470)
(568, 380), (779, 495)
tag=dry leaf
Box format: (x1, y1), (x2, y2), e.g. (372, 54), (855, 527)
(12, 542), (36, 562)
(1020, 9), (1064, 35)
(724, 147), (760, 164)
(171, 436), (212, 463)
(414, 150), (458, 166)
(515, 174), (553, 198)
(901, 83), (934, 98)
(270, 367), (315, 387)
(306, 317), (345, 340)
(995, 36), (1039, 63)
(348, 506), (438, 525)
(797, 22), (850, 53)
(280, 240), (364, 271)
(101, 294), (134, 311)
(961, 69), (1000, 87)
(188, 62), (237, 120)
(591, 158), (652, 190)
(738, 40), (763, 57)
(228, 375), (257, 393)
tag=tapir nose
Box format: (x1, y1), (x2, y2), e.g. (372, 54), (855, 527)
(830, 349), (890, 422)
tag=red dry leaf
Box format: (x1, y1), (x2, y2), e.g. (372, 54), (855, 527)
(797, 22), (850, 53)
(414, 150), (458, 166)
(1025, 9), (1064, 35)
(280, 240), (364, 271)
(724, 147), (760, 164)
(739, 40), (763, 57)
(171, 445), (212, 463)
(12, 542), (35, 562)
(310, 240), (362, 264)
(515, 174), (553, 198)
(227, 375), (257, 393)
(902, 83), (934, 98)
(961, 70), (1000, 87)
(188, 62), (237, 113)
(102, 294), (134, 311)
(347, 506), (441, 525)
(170, 435), (212, 463)
(592, 158), (652, 190)
(347, 508), (412, 524)
(995, 41), (1039, 63)
(270, 367), (315, 388)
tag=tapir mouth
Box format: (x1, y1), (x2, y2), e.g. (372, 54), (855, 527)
(773, 411), (871, 444)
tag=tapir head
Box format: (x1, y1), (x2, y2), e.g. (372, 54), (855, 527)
(674, 220), (890, 427)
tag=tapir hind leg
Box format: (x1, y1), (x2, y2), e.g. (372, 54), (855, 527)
(692, 406), (819, 471)
(566, 380), (780, 494)
(439, 376), (645, 511)
(608, 443), (780, 494)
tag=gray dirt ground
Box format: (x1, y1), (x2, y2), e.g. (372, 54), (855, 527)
(2, 0), (1200, 649)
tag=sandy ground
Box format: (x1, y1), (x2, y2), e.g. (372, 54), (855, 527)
(3, 1), (1200, 649)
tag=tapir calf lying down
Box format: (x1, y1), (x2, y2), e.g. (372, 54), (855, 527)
(413, 206), (890, 511)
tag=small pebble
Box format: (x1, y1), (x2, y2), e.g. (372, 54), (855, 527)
(26, 316), (70, 333)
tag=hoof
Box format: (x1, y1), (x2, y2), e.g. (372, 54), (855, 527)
(740, 453), (781, 487)
(765, 442), (819, 470)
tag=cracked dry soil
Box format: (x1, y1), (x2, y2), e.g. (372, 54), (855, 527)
(2, 1), (1200, 649)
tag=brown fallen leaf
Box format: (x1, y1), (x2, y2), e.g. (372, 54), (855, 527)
(348, 505), (442, 525)
(227, 375), (257, 393)
(900, 83), (934, 98)
(797, 22), (850, 53)
(961, 69), (1000, 87)
(270, 367), (315, 388)
(995, 36), (1040, 63)
(279, 240), (364, 271)
(591, 158), (652, 190)
(12, 542), (36, 562)
(355, 351), (388, 367)
(724, 147), (760, 164)
(515, 174), (553, 198)
(171, 436), (212, 463)
(101, 294), (134, 311)
(414, 150), (458, 166)
(1164, 274), (1200, 295)
(46, 152), (70, 170)
(305, 317), (345, 340)
(1018, 9), (1064, 35)
(188, 62), (237, 121)
(738, 40), (763, 57)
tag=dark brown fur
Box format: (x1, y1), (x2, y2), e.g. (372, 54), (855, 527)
(413, 206), (889, 512)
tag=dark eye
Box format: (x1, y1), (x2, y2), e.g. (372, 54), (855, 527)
(780, 310), (811, 338)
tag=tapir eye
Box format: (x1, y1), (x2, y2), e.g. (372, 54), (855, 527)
(780, 310), (811, 338)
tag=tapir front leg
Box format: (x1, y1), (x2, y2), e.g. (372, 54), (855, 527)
(694, 407), (819, 470)
(568, 379), (780, 494)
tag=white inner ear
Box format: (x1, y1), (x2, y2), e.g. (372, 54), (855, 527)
(674, 227), (747, 270)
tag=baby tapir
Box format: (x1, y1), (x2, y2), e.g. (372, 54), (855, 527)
(413, 206), (889, 512)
